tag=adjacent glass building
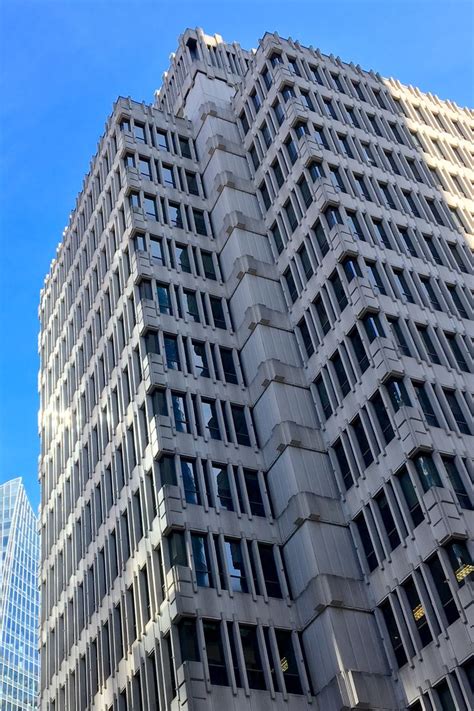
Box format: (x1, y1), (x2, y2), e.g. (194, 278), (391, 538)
(39, 28), (473, 711)
(0, 478), (40, 710)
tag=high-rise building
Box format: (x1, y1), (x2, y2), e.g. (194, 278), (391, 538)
(0, 478), (40, 710)
(38, 28), (473, 711)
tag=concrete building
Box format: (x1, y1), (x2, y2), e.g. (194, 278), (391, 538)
(38, 28), (473, 711)
(0, 478), (40, 710)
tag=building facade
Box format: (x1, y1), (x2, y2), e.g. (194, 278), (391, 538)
(0, 478), (40, 710)
(39, 28), (473, 711)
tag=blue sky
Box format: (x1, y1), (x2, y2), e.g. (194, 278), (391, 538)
(0, 0), (472, 509)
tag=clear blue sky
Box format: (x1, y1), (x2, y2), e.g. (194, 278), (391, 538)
(0, 0), (472, 509)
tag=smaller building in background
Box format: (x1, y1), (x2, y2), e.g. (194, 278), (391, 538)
(0, 478), (40, 710)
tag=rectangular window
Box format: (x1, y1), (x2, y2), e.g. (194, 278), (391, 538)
(397, 467), (423, 527)
(239, 626), (266, 690)
(413, 453), (442, 492)
(157, 283), (172, 315)
(224, 539), (248, 592)
(171, 392), (189, 433)
(220, 347), (238, 384)
(243, 470), (265, 516)
(202, 402), (221, 440)
(375, 489), (400, 549)
(210, 297), (226, 329)
(426, 554), (459, 624)
(444, 389), (471, 434)
(191, 534), (213, 587)
(178, 619), (200, 661)
(352, 416), (373, 467)
(442, 457), (472, 510)
(393, 270), (415, 303)
(231, 405), (250, 446)
(181, 458), (200, 505)
(191, 341), (209, 377)
(258, 543), (282, 598)
(315, 375), (332, 419)
(203, 621), (228, 685)
(274, 630), (303, 694)
(413, 382), (439, 427)
(403, 576), (432, 647)
(164, 335), (180, 370)
(380, 599), (407, 667)
(211, 463), (232, 510)
(355, 513), (377, 571)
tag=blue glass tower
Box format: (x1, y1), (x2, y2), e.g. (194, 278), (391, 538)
(0, 478), (40, 710)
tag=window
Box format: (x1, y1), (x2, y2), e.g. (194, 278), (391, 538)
(175, 244), (191, 273)
(413, 453), (442, 492)
(314, 126), (329, 149)
(181, 459), (200, 505)
(334, 438), (354, 490)
(243, 470), (265, 516)
(380, 599), (407, 667)
(355, 513), (377, 571)
(399, 228), (417, 257)
(413, 382), (439, 427)
(202, 401), (221, 440)
(284, 268), (298, 303)
(313, 221), (329, 256)
(426, 554), (459, 624)
(447, 285), (468, 319)
(152, 389), (168, 417)
(445, 540), (473, 585)
(315, 375), (332, 420)
(251, 89), (261, 112)
(338, 134), (354, 158)
(211, 463), (232, 509)
(343, 256), (361, 282)
(324, 206), (343, 229)
(186, 171), (199, 195)
(220, 347), (238, 384)
(272, 160), (285, 189)
(443, 389), (471, 434)
(397, 467), (423, 527)
(288, 58), (301, 76)
(274, 630), (303, 694)
(260, 181), (271, 210)
(231, 405), (250, 446)
(179, 136), (192, 158)
(239, 626), (265, 689)
(281, 84), (295, 102)
(193, 209), (207, 236)
(164, 335), (180, 370)
(379, 182), (396, 209)
(420, 277), (441, 310)
(329, 166), (346, 192)
(150, 235), (165, 264)
(168, 203), (183, 229)
(184, 290), (199, 322)
(402, 577), (433, 647)
(273, 100), (284, 126)
(171, 392), (189, 433)
(191, 341), (209, 377)
(346, 211), (365, 240)
(258, 543), (282, 598)
(298, 176), (312, 208)
(348, 328), (369, 372)
(324, 98), (337, 119)
(144, 330), (160, 355)
(284, 199), (298, 232)
(161, 164), (175, 187)
(294, 120), (308, 139)
(260, 122), (272, 148)
(330, 272), (348, 311)
(178, 619), (200, 662)
(386, 378), (411, 411)
(434, 680), (456, 711)
(354, 174), (371, 200)
(366, 262), (386, 295)
(144, 196), (158, 220)
(403, 191), (421, 218)
(314, 296), (330, 335)
(134, 123), (146, 143)
(375, 489), (399, 549)
(361, 142), (376, 166)
(300, 91), (314, 111)
(196, 251), (214, 281)
(308, 160), (325, 181)
(155, 130), (168, 151)
(346, 106), (360, 128)
(210, 297), (226, 329)
(224, 539), (248, 592)
(393, 270), (414, 303)
(271, 223), (284, 254)
(298, 318), (314, 358)
(191, 534), (213, 587)
(157, 283), (172, 315)
(442, 457), (472, 510)
(371, 392), (394, 444)
(129, 191), (140, 209)
(203, 622), (228, 685)
(363, 313), (385, 342)
(388, 318), (411, 357)
(373, 220), (391, 248)
(352, 416), (373, 466)
(298, 244), (313, 279)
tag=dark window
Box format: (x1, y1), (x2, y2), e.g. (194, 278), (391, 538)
(445, 333), (469, 372)
(413, 382), (439, 427)
(315, 375), (332, 420)
(178, 619), (200, 661)
(243, 470), (265, 517)
(203, 402), (221, 440)
(332, 351), (350, 397)
(220, 347), (238, 384)
(397, 467), (423, 527)
(274, 630), (303, 694)
(171, 392), (189, 433)
(175, 244), (191, 273)
(434, 680), (456, 711)
(164, 335), (180, 370)
(352, 416), (373, 467)
(210, 297), (226, 329)
(349, 328), (369, 372)
(363, 313), (385, 342)
(380, 599), (407, 667)
(313, 221), (329, 256)
(375, 489), (400, 549)
(191, 534), (213, 587)
(403, 576), (432, 647)
(442, 457), (472, 510)
(386, 378), (411, 411)
(314, 296), (330, 335)
(203, 621), (228, 685)
(355, 513), (377, 571)
(334, 439), (354, 490)
(413, 452), (442, 492)
(231, 405), (250, 446)
(298, 318), (314, 358)
(388, 318), (411, 357)
(211, 463), (232, 510)
(393, 270), (415, 303)
(157, 284), (172, 315)
(445, 540), (473, 586)
(324, 206), (343, 229)
(258, 544), (282, 598)
(239, 626), (266, 689)
(284, 199), (298, 232)
(224, 539), (248, 592)
(284, 268), (298, 303)
(443, 389), (471, 434)
(427, 554), (459, 624)
(371, 391), (394, 443)
(151, 389), (168, 417)
(181, 459), (200, 505)
(193, 209), (207, 236)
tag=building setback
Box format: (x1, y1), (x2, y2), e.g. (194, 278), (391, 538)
(0, 478), (40, 710)
(39, 28), (473, 711)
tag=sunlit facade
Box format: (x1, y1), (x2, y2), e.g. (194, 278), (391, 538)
(0, 478), (40, 710)
(39, 28), (473, 711)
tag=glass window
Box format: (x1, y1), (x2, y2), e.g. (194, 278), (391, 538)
(393, 270), (415, 303)
(184, 290), (200, 322)
(375, 489), (400, 549)
(380, 599), (407, 667)
(139, 158), (151, 179)
(210, 297), (226, 329)
(243, 470), (265, 516)
(181, 459), (200, 505)
(193, 209), (207, 236)
(191, 341), (209, 377)
(156, 130), (169, 151)
(308, 159), (325, 181)
(397, 467), (423, 527)
(186, 171), (199, 195)
(224, 539), (248, 592)
(150, 236), (164, 263)
(413, 453), (442, 492)
(355, 513), (377, 571)
(171, 392), (189, 433)
(239, 626), (266, 690)
(175, 244), (191, 273)
(298, 318), (314, 358)
(258, 544), (282, 598)
(179, 136), (192, 158)
(168, 203), (183, 229)
(413, 382), (439, 427)
(203, 621), (228, 685)
(386, 378), (411, 411)
(164, 335), (180, 370)
(157, 283), (172, 315)
(178, 619), (200, 661)
(134, 123), (146, 143)
(443, 389), (471, 434)
(144, 195), (157, 220)
(445, 540), (473, 586)
(427, 554), (459, 624)
(284, 269), (298, 303)
(349, 328), (369, 372)
(363, 313), (385, 342)
(211, 463), (232, 509)
(220, 347), (238, 384)
(315, 375), (332, 420)
(352, 416), (373, 467)
(201, 251), (216, 280)
(152, 389), (168, 417)
(442, 457), (472, 510)
(231, 405), (250, 446)
(332, 351), (350, 397)
(203, 402), (221, 440)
